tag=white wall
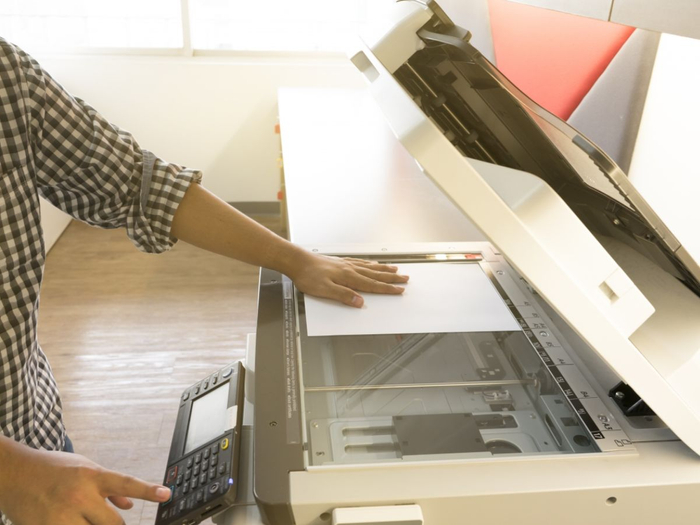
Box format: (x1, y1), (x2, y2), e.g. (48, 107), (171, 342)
(39, 54), (364, 203)
(628, 33), (700, 261)
(32, 0), (488, 251)
(33, 53), (365, 250)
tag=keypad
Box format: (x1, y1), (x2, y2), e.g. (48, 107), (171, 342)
(165, 466), (178, 484)
(158, 437), (234, 524)
(157, 358), (241, 525)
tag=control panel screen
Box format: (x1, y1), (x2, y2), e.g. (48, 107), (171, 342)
(184, 382), (230, 455)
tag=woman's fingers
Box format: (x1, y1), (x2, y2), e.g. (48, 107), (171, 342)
(342, 257), (377, 265)
(354, 267), (409, 285)
(336, 270), (406, 295)
(98, 470), (170, 503)
(342, 258), (400, 273)
(322, 283), (364, 307)
(107, 496), (134, 511)
(293, 254), (410, 307)
(83, 500), (125, 525)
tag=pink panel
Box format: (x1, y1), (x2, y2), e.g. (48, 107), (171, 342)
(488, 0), (634, 120)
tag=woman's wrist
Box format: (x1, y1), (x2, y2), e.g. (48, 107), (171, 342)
(264, 239), (313, 280)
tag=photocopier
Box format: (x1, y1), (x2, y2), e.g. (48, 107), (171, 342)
(218, 2), (700, 524)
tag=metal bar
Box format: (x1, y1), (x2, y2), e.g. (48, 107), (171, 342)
(181, 0), (193, 57)
(305, 379), (536, 393)
(327, 253), (483, 263)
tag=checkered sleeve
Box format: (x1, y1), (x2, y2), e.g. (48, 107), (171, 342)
(14, 43), (202, 253)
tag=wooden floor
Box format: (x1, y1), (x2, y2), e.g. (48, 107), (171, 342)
(39, 216), (284, 525)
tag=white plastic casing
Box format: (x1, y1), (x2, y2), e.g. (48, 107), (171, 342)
(349, 2), (700, 455)
(333, 505), (423, 525)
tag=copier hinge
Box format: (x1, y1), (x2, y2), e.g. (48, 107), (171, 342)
(609, 382), (656, 417)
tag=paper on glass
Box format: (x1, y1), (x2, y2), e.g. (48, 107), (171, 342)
(304, 262), (520, 337)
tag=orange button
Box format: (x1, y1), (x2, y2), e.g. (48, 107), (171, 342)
(221, 438), (229, 451)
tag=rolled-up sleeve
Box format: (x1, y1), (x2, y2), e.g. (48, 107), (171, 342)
(10, 41), (201, 253)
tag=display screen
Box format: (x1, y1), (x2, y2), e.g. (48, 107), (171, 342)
(184, 382), (230, 455)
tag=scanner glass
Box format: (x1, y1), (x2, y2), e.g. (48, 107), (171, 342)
(296, 285), (602, 466)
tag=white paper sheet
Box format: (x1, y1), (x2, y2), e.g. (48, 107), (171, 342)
(304, 262), (520, 337)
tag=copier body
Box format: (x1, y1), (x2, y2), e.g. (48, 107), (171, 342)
(252, 2), (700, 524)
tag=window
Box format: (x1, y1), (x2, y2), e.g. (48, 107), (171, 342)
(189, 0), (388, 53)
(0, 0), (183, 54)
(0, 0), (394, 55)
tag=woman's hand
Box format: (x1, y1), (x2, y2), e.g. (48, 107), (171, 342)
(171, 185), (408, 308)
(288, 253), (409, 307)
(0, 437), (171, 525)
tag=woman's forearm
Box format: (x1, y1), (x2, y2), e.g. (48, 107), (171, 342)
(170, 183), (408, 307)
(171, 183), (310, 278)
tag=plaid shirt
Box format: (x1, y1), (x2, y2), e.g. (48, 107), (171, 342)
(0, 39), (201, 458)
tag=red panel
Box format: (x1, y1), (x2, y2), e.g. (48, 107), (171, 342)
(488, 0), (634, 120)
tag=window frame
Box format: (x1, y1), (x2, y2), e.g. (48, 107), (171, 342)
(1, 0), (363, 58)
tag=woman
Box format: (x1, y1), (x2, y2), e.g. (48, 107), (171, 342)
(0, 38), (408, 525)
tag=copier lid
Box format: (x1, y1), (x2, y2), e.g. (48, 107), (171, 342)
(352, 0), (700, 454)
